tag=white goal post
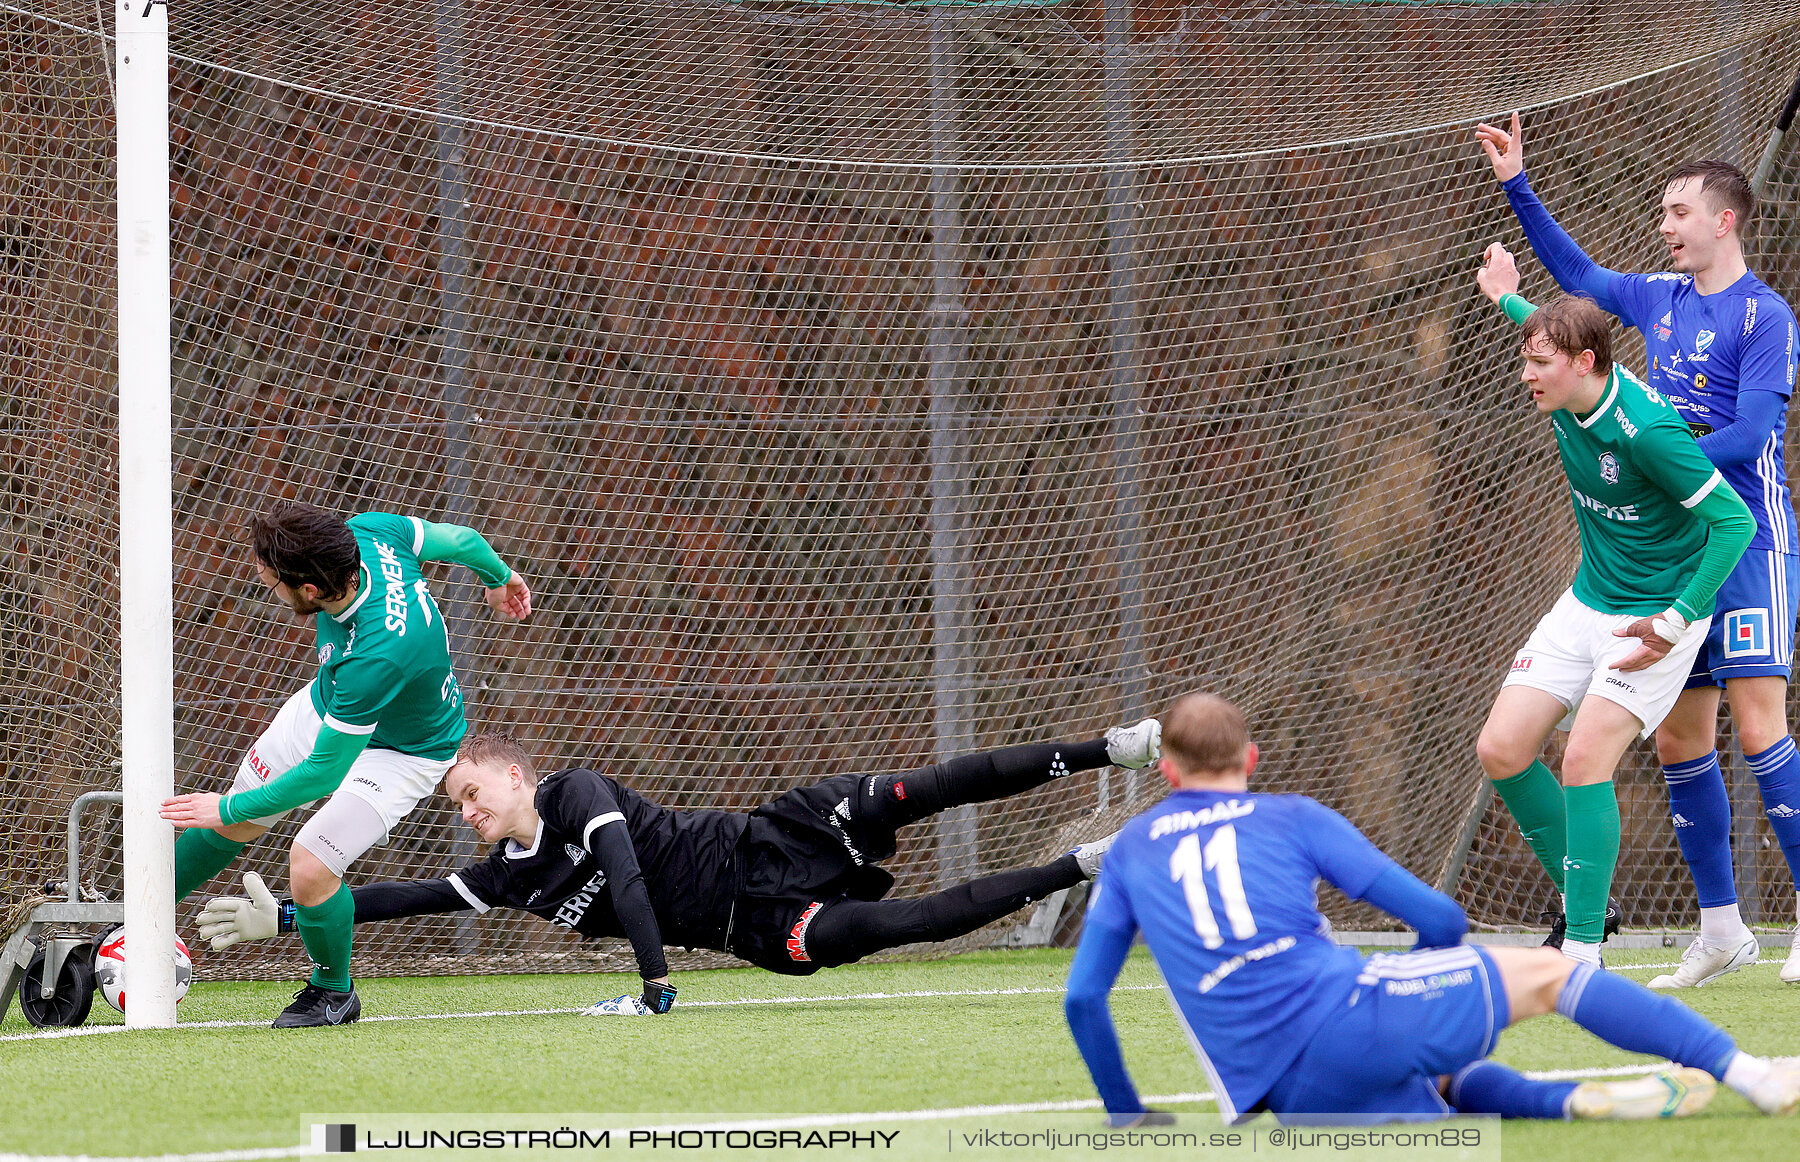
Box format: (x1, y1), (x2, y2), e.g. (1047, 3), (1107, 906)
(116, 0), (177, 1029)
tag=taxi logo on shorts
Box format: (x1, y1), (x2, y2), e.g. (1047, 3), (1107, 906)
(1724, 609), (1769, 659)
(1598, 452), (1620, 484)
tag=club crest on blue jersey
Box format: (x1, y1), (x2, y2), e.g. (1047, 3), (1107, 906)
(1695, 329), (1715, 356)
(1723, 609), (1770, 659)
(1598, 452), (1620, 484)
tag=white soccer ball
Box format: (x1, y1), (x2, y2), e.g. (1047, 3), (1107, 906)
(94, 928), (193, 1013)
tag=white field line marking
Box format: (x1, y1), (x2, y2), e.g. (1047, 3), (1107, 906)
(0, 984), (1160, 1043)
(5, 956), (1784, 1044)
(0, 1062), (1705, 1162)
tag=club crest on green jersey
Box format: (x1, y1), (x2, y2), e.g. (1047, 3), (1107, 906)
(1599, 452), (1620, 484)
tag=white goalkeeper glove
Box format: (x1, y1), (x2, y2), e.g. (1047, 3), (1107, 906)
(198, 871), (284, 951)
(583, 995), (654, 1016)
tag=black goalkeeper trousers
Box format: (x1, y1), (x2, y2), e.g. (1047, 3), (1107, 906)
(803, 855), (1085, 968)
(856, 737), (1112, 834)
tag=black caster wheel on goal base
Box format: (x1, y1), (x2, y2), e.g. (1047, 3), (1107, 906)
(18, 937), (97, 1028)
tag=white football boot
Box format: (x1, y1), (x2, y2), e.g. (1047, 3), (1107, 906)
(1104, 718), (1161, 769)
(1648, 933), (1759, 988)
(1739, 1059), (1800, 1116)
(1782, 929), (1800, 985)
(1072, 830), (1120, 880)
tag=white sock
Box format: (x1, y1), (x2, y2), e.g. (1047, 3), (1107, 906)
(1562, 938), (1603, 967)
(1699, 904), (1749, 944)
(1723, 1052), (1772, 1098)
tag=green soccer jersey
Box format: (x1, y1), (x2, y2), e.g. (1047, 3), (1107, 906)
(217, 511), (516, 826)
(309, 512), (464, 758)
(1555, 365), (1733, 617)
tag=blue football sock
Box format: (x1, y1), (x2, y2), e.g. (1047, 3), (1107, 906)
(1745, 737), (1800, 890)
(1661, 752), (1738, 907)
(1556, 963), (1737, 1078)
(1448, 1060), (1577, 1120)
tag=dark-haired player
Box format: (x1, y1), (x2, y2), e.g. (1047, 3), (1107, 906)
(194, 721), (1161, 1014)
(1464, 270), (1752, 968)
(1066, 692), (1800, 1125)
(1479, 114), (1800, 986)
(160, 501), (532, 1026)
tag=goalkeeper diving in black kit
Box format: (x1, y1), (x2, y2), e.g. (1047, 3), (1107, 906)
(197, 723), (1161, 1014)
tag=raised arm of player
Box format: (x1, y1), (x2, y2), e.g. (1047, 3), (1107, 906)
(1476, 113), (1631, 318)
(416, 519), (532, 620)
(1477, 242), (1523, 307)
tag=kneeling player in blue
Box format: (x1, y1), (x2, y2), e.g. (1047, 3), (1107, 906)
(196, 721), (1162, 1013)
(1065, 692), (1800, 1125)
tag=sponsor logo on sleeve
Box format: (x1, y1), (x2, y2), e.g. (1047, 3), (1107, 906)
(1744, 298), (1759, 336)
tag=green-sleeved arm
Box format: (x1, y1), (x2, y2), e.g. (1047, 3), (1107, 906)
(1499, 292), (1536, 325)
(1669, 480), (1755, 623)
(419, 521), (512, 587)
(218, 726), (372, 825)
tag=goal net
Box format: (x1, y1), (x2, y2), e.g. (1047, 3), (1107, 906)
(7, 0), (1800, 978)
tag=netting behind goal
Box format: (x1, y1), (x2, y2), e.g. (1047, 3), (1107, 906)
(7, 0), (1800, 978)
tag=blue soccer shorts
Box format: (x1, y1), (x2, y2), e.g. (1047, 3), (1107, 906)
(1686, 550), (1799, 687)
(1262, 945), (1507, 1125)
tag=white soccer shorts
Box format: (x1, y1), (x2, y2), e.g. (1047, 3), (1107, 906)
(1501, 589), (1712, 739)
(230, 686), (455, 877)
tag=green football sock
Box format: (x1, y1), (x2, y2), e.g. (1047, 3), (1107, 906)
(173, 828), (247, 901)
(1563, 781), (1622, 944)
(1492, 761), (1567, 892)
(295, 882), (356, 992)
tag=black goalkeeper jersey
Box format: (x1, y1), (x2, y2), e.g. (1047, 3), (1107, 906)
(379, 769), (744, 979)
(342, 766), (882, 976)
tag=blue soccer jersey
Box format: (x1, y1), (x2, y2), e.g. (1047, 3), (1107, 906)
(1504, 172), (1799, 553)
(1612, 271), (1796, 552)
(1075, 790), (1397, 1121)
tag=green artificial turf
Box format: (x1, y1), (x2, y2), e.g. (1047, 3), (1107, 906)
(0, 947), (1795, 1160)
